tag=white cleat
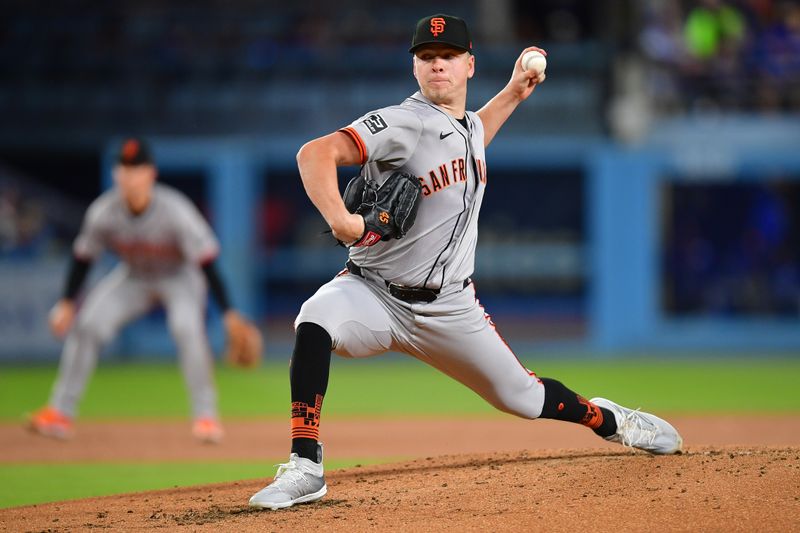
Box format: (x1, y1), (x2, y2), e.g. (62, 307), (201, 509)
(249, 443), (327, 510)
(591, 397), (683, 455)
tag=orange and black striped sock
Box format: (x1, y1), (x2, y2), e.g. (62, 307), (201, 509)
(289, 322), (332, 462)
(538, 377), (617, 437)
(291, 394), (324, 459)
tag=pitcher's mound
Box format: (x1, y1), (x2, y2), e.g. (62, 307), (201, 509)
(4, 446), (798, 532)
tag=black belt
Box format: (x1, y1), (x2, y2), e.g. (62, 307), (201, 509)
(346, 260), (469, 304)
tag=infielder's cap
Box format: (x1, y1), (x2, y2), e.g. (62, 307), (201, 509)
(409, 14), (472, 54)
(117, 138), (153, 166)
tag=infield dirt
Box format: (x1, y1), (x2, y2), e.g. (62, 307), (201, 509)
(2, 416), (799, 532)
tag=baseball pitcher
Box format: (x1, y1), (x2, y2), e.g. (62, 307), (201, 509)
(249, 14), (682, 509)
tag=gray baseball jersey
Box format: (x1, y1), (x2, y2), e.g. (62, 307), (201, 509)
(49, 183), (219, 419)
(297, 91), (545, 419)
(340, 91), (488, 289)
(74, 183), (220, 276)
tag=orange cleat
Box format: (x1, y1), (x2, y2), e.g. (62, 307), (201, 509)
(192, 417), (224, 444)
(28, 406), (74, 440)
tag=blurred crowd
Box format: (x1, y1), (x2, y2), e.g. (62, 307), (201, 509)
(0, 170), (85, 260)
(664, 181), (800, 316)
(1, 0), (799, 318)
(639, 0), (800, 114)
(0, 182), (49, 259)
(0, 1), (609, 142)
(1, 1), (601, 84)
(2, 0), (797, 134)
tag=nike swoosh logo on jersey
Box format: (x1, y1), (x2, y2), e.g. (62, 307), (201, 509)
(439, 131), (454, 140)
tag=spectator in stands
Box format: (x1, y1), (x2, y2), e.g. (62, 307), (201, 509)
(681, 0), (749, 109)
(639, 0), (689, 113)
(684, 0), (747, 59)
(752, 1), (800, 111)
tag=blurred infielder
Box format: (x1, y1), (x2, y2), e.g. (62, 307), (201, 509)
(29, 138), (262, 443)
(249, 14), (682, 510)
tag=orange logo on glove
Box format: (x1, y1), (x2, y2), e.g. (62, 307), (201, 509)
(430, 17), (446, 37)
(379, 211), (390, 224)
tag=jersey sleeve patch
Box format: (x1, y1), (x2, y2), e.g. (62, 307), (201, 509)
(362, 113), (388, 135)
(345, 106), (422, 167)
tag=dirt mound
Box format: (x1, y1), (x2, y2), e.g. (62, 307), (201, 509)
(4, 446), (799, 532)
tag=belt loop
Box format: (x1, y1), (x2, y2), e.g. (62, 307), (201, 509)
(345, 259), (362, 278)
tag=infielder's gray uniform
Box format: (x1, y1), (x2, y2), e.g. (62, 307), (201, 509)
(49, 183), (220, 419)
(297, 91), (545, 418)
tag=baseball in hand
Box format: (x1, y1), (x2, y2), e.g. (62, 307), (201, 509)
(521, 50), (547, 75)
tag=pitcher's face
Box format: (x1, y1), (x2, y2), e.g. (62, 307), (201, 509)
(413, 44), (474, 105)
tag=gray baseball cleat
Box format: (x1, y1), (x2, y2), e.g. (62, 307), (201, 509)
(249, 443), (327, 510)
(591, 397), (683, 455)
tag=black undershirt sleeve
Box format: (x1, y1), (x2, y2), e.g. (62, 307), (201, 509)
(64, 256), (93, 300)
(201, 260), (231, 312)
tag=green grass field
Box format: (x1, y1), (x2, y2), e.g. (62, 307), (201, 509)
(2, 355), (799, 508)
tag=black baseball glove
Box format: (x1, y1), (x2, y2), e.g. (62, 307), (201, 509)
(340, 171), (422, 247)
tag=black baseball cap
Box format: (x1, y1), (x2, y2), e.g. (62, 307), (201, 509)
(117, 138), (153, 166)
(409, 14), (472, 54)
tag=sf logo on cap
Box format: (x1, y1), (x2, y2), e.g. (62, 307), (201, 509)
(430, 17), (446, 36)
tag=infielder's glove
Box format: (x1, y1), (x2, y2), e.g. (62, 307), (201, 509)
(223, 312), (263, 368)
(341, 170), (422, 247)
